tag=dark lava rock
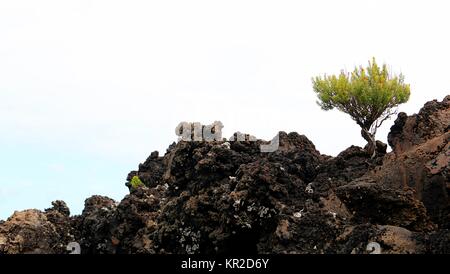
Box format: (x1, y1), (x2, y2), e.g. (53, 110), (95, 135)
(74, 195), (117, 254)
(1, 96), (449, 254)
(336, 179), (434, 232)
(388, 95), (449, 154)
(45, 200), (70, 217)
(374, 96), (449, 228)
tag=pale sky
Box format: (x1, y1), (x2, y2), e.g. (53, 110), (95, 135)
(1, 0), (449, 220)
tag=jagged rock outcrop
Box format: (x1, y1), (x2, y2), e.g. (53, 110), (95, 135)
(0, 96), (448, 254)
(0, 201), (75, 254)
(378, 95), (449, 227)
(388, 95), (449, 154)
(72, 195), (117, 254)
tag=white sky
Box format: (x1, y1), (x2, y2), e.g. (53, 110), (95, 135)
(0, 0), (449, 219)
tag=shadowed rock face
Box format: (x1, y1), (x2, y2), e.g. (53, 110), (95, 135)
(380, 95), (450, 228)
(0, 96), (449, 254)
(388, 95), (450, 154)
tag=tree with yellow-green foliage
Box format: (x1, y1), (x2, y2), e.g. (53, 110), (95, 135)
(130, 175), (144, 189)
(312, 58), (410, 157)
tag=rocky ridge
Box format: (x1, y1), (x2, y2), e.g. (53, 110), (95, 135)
(1, 96), (448, 254)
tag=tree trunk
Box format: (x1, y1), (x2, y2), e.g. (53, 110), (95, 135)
(361, 128), (376, 158)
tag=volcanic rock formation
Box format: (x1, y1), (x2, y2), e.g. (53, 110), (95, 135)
(1, 96), (449, 254)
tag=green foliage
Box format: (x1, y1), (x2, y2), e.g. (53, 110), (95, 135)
(130, 175), (144, 189)
(312, 58), (410, 134)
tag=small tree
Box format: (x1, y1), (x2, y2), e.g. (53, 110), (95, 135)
(312, 58), (410, 157)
